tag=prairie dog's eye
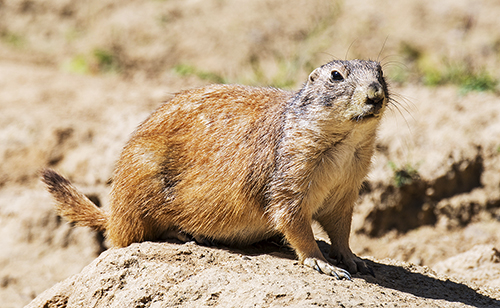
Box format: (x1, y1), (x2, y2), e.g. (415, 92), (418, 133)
(331, 70), (344, 81)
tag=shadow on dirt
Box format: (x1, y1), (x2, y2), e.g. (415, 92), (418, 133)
(362, 258), (499, 307)
(321, 239), (500, 307)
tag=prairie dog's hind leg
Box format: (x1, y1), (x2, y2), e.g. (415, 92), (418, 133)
(159, 229), (217, 246)
(159, 229), (192, 242)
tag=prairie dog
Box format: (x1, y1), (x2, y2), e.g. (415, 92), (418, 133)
(42, 59), (388, 280)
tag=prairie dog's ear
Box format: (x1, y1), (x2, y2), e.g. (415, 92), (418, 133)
(307, 68), (321, 86)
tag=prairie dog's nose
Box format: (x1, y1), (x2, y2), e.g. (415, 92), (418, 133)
(366, 82), (384, 107)
(367, 82), (384, 100)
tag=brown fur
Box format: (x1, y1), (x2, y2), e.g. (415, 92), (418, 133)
(42, 60), (388, 279)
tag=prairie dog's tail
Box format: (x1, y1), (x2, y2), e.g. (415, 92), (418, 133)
(41, 169), (108, 232)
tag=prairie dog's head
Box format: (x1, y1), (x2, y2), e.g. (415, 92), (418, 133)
(296, 60), (388, 125)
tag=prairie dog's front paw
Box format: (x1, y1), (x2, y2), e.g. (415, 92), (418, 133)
(303, 257), (351, 280)
(329, 250), (375, 277)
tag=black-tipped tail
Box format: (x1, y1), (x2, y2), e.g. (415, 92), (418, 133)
(41, 169), (108, 232)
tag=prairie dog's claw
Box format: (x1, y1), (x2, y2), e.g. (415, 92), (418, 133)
(304, 257), (351, 280)
(193, 235), (216, 246)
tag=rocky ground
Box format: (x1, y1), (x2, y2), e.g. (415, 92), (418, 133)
(1, 0), (500, 307)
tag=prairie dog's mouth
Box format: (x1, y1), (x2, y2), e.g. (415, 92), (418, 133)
(350, 112), (378, 122)
(348, 88), (385, 122)
(350, 101), (383, 122)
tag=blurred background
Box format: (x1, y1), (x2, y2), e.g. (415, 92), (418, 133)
(2, 0), (499, 89)
(1, 0), (500, 306)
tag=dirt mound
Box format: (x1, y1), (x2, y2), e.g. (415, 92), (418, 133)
(26, 242), (500, 308)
